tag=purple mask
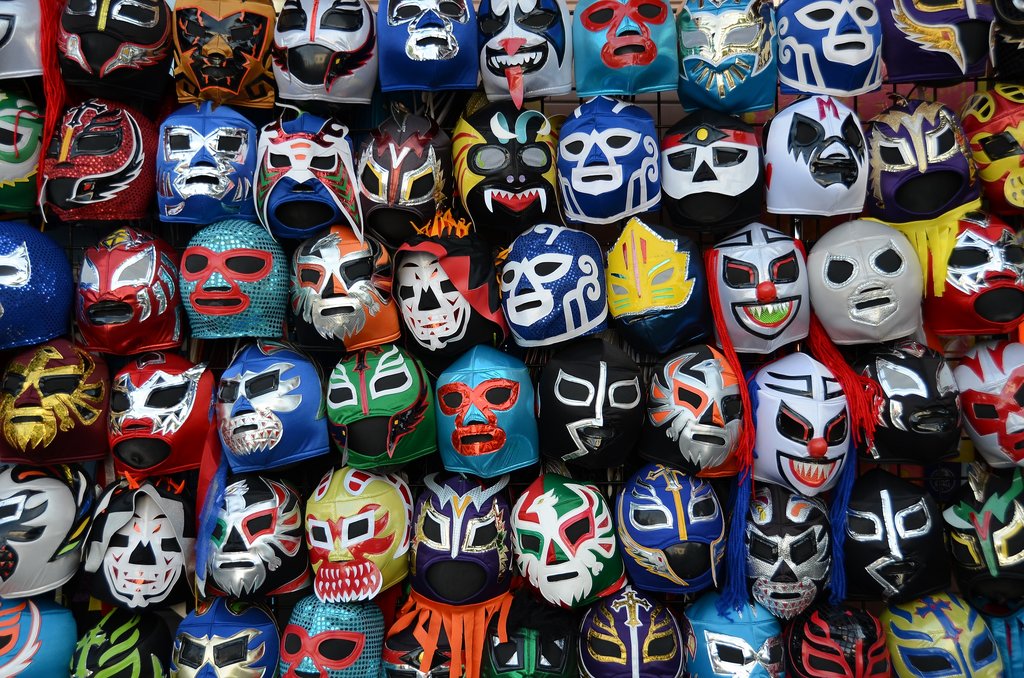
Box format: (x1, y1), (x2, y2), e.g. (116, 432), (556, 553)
(411, 473), (512, 605)
(878, 0), (993, 83)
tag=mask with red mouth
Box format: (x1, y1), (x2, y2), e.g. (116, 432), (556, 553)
(572, 0), (677, 96)
(305, 466), (413, 603)
(77, 228), (183, 355)
(180, 219), (288, 339)
(280, 595), (385, 678)
(954, 340), (1024, 469)
(435, 345), (539, 479)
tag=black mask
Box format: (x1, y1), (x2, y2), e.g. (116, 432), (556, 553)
(785, 603), (890, 678)
(72, 608), (172, 676)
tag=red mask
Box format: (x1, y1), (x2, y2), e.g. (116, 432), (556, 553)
(42, 99), (156, 221)
(579, 0), (667, 68)
(77, 228), (183, 356)
(437, 378), (519, 456)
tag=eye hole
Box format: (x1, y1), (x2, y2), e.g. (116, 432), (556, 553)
(972, 402), (999, 419)
(243, 513), (274, 536)
(438, 0), (463, 16)
(470, 520), (498, 546)
(183, 253), (208, 274)
(980, 132), (1024, 159)
(519, 7), (555, 28)
(777, 403), (813, 443)
(722, 395), (742, 422)
(395, 3), (421, 20)
(723, 256), (756, 288)
(479, 12), (506, 34)
(277, 6), (307, 30)
(716, 644), (746, 665)
(667, 147), (695, 171)
(74, 132), (121, 155)
(375, 372), (409, 393)
(808, 654), (848, 674)
(493, 639), (521, 668)
(213, 638), (248, 666)
(269, 153), (291, 168)
(320, 636), (358, 661)
(607, 134), (633, 149)
(907, 652), (954, 674)
(1, 374), (22, 396)
(855, 4), (874, 18)
(932, 127), (956, 155)
(563, 515), (592, 546)
(245, 372), (279, 398)
(485, 386), (513, 406)
(563, 139), (585, 156)
(590, 637), (622, 659)
(691, 495), (716, 518)
(632, 508), (670, 527)
(322, 7), (363, 29)
(441, 390), (464, 410)
(519, 532), (541, 555)
(217, 135), (243, 153)
(309, 524), (330, 545)
(771, 253), (799, 283)
(346, 513), (371, 542)
(973, 635), (996, 664)
(793, 119), (821, 146)
(168, 133), (192, 151)
(826, 258), (856, 285)
(948, 246), (991, 268)
(38, 375), (81, 396)
(520, 145), (549, 169)
(360, 164), (381, 195)
(225, 255), (268, 275)
(283, 631), (302, 655)
(879, 144), (907, 165)
(637, 2), (662, 17)
(713, 147), (747, 167)
(789, 531), (818, 564)
(343, 258), (373, 281)
(422, 512), (444, 544)
(842, 117), (864, 149)
(584, 6), (614, 23)
(748, 532), (778, 562)
(1005, 244), (1024, 265)
(676, 384), (705, 410)
(408, 173), (434, 199)
(146, 384), (189, 409)
(539, 638), (566, 669)
(470, 145), (509, 173)
(111, 391), (129, 413)
(178, 638), (205, 669)
(299, 267), (323, 285)
(6, 526), (44, 542)
(310, 154), (337, 172)
(825, 411), (847, 445)
(874, 247), (903, 274)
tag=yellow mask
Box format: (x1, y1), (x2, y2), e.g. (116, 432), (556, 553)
(607, 217), (696, 318)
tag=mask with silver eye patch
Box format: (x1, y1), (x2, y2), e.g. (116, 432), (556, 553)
(705, 631), (784, 678)
(387, 0), (469, 60)
(683, 592), (783, 678)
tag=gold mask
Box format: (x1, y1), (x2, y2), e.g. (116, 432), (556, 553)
(606, 217), (695, 318)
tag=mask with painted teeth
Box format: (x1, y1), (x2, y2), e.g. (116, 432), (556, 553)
(954, 340), (1024, 469)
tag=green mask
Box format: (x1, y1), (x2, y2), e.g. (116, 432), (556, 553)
(483, 624), (578, 678)
(72, 608), (170, 678)
(0, 92), (41, 213)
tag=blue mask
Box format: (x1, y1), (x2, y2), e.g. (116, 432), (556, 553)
(0, 222), (72, 351)
(157, 102), (257, 224)
(573, 0), (677, 96)
(217, 340), (330, 473)
(435, 345), (539, 478)
(171, 599), (280, 678)
(557, 96), (661, 226)
(280, 596), (385, 678)
(499, 224), (608, 347)
(378, 0), (479, 92)
(985, 608), (1024, 675)
(682, 591), (784, 678)
(0, 597), (76, 677)
(180, 219), (288, 340)
(676, 0), (777, 114)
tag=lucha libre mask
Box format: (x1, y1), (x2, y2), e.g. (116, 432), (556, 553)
(0, 223), (71, 351)
(109, 352), (214, 479)
(500, 224), (608, 347)
(273, 0), (378, 104)
(478, 0), (572, 105)
(207, 474), (310, 598)
(675, 0), (777, 114)
(616, 464), (724, 594)
(995, 0), (1024, 78)
(538, 338), (643, 469)
(984, 607), (1024, 673)
(377, 0), (479, 91)
(281, 595), (384, 678)
(452, 103), (559, 237)
(0, 464), (93, 599)
(180, 219), (288, 340)
(751, 353), (850, 497)
(765, 96), (868, 216)
(435, 345), (539, 479)
(78, 228), (183, 355)
(857, 341), (961, 464)
(710, 222), (810, 354)
(878, 0), (993, 82)
(483, 596), (577, 678)
(42, 99), (156, 222)
(955, 341), (1024, 469)
(0, 94), (42, 213)
(776, 0), (882, 95)
(0, 339), (109, 464)
(412, 473), (511, 604)
(512, 473), (626, 609)
(572, 0), (676, 96)
(661, 111), (764, 231)
(172, 598), (280, 678)
(157, 102), (257, 224)
(384, 625), (455, 678)
(305, 466), (413, 602)
(865, 98), (979, 223)
(72, 608), (171, 678)
(0, 0), (41, 79)
(57, 0), (172, 100)
(682, 591), (784, 678)
(578, 586), (683, 678)
(962, 84), (1024, 217)
(327, 344), (437, 469)
(291, 226), (400, 350)
(807, 220), (923, 344)
(84, 480), (195, 609)
(945, 464), (1024, 606)
(172, 0), (276, 108)
(607, 219), (710, 355)
(786, 604), (890, 678)
(0, 598), (76, 677)
(881, 592), (1004, 678)
(557, 96), (660, 226)
(745, 483), (831, 620)
(217, 340), (329, 473)
(922, 212), (1024, 336)
(640, 344), (741, 474)
(256, 114), (362, 240)
(358, 113), (452, 248)
(845, 469), (949, 603)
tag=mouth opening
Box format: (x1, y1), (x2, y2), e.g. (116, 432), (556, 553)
(86, 301), (135, 326)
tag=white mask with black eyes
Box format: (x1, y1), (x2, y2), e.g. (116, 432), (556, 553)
(395, 250), (471, 351)
(808, 219), (923, 345)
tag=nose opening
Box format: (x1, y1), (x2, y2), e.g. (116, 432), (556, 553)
(128, 542), (156, 566)
(693, 160), (717, 182)
(418, 288), (441, 311)
(224, 527), (247, 553)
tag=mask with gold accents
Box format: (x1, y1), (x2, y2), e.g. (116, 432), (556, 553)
(878, 0), (993, 83)
(962, 83), (1024, 216)
(0, 339), (108, 464)
(171, 598), (280, 678)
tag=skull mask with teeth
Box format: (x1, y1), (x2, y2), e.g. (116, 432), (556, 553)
(378, 0), (479, 91)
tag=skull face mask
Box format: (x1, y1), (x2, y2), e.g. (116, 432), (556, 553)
(807, 220), (923, 344)
(500, 224), (608, 347)
(557, 96), (660, 226)
(378, 0), (479, 91)
(0, 94), (42, 213)
(846, 469), (949, 603)
(207, 474), (309, 598)
(963, 84), (1024, 217)
(0, 223), (71, 351)
(305, 466), (413, 603)
(256, 114), (362, 240)
(878, 0), (993, 82)
(281, 595), (384, 678)
(0, 598), (76, 677)
(172, 0), (276, 108)
(0, 339), (108, 464)
(435, 345), (539, 479)
(745, 483), (831, 620)
(172, 598), (280, 678)
(42, 98), (156, 222)
(0, 0), (41, 79)
(955, 340), (1024, 469)
(682, 591), (784, 678)
(452, 103), (558, 236)
(751, 353), (850, 497)
(217, 340), (329, 473)
(785, 604), (890, 678)
(180, 219), (288, 340)
(765, 95), (868, 217)
(157, 102), (257, 224)
(273, 0), (378, 104)
(327, 344), (436, 470)
(579, 586), (683, 678)
(72, 608), (171, 678)
(291, 226), (400, 350)
(676, 0), (776, 114)
(0, 465), (93, 599)
(477, 0), (572, 106)
(78, 227), (183, 355)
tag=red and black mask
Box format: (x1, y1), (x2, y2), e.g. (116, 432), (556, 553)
(786, 604), (890, 678)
